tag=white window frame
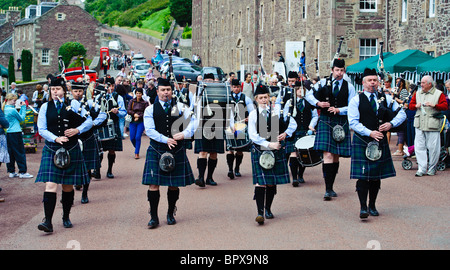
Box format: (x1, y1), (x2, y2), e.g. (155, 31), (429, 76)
(359, 38), (378, 61)
(260, 4), (264, 31)
(429, 0), (436, 18)
(42, 49), (50, 65)
(287, 0), (291, 22)
(359, 0), (377, 12)
(401, 0), (408, 22)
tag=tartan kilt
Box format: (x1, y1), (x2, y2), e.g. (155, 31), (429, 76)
(350, 134), (396, 180)
(184, 139), (193, 150)
(142, 140), (195, 187)
(313, 114), (351, 157)
(81, 133), (101, 170)
(99, 121), (123, 151)
(285, 130), (308, 153)
(250, 144), (290, 186)
(194, 138), (225, 153)
(35, 141), (90, 185)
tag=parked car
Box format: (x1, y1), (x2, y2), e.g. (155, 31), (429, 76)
(162, 63), (202, 82)
(132, 63), (152, 79)
(201, 66), (227, 81)
(159, 59), (196, 74)
(130, 59), (147, 70)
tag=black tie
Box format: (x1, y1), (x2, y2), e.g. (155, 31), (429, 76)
(56, 100), (62, 114)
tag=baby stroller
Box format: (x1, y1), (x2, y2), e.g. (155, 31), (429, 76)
(402, 115), (448, 171)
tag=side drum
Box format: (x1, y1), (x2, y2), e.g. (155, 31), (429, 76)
(96, 119), (117, 141)
(295, 135), (323, 167)
(225, 122), (251, 150)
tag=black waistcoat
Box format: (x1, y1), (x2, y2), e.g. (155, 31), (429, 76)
(46, 100), (85, 149)
(256, 108), (284, 142)
(106, 92), (119, 122)
(318, 79), (349, 117)
(231, 92), (250, 119)
(153, 100), (183, 139)
(293, 99), (312, 132)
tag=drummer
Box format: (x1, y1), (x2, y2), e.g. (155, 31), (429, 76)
(285, 81), (318, 187)
(305, 58), (356, 200)
(70, 81), (107, 203)
(193, 73), (223, 187)
(173, 74), (194, 150)
(226, 78), (255, 179)
(348, 68), (405, 219)
(35, 77), (93, 233)
(142, 77), (197, 228)
(248, 84), (296, 225)
(100, 77), (127, 179)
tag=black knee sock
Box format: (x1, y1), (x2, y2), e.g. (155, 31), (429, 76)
(330, 162), (339, 188)
(206, 158), (217, 180)
(82, 184), (89, 197)
(167, 188), (179, 215)
(265, 186), (277, 212)
(368, 180), (381, 209)
(298, 165), (305, 179)
(356, 180), (370, 210)
(147, 190), (160, 219)
(323, 163), (334, 191)
(289, 157), (299, 180)
(107, 153), (116, 173)
(61, 190), (74, 219)
(226, 154), (235, 171)
(254, 186), (266, 216)
(197, 158), (207, 180)
(235, 154), (243, 172)
(42, 192), (57, 223)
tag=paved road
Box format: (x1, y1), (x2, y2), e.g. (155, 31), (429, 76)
(0, 28), (449, 251)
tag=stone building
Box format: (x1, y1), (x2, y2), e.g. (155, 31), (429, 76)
(13, 0), (102, 79)
(192, 0), (448, 78)
(0, 7), (21, 68)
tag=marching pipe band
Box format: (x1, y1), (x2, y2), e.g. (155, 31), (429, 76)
(35, 35), (416, 234)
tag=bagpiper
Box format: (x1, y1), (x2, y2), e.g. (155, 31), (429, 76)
(248, 84), (297, 225)
(35, 77), (93, 233)
(142, 77), (197, 228)
(348, 68), (406, 219)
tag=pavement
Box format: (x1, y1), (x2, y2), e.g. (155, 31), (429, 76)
(0, 28), (449, 251)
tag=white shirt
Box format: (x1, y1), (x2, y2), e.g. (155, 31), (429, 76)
(248, 105), (297, 149)
(348, 90), (406, 137)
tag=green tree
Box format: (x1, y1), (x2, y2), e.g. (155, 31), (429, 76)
(8, 55), (16, 83)
(169, 0), (192, 26)
(58, 42), (87, 68)
(21, 50), (32, 82)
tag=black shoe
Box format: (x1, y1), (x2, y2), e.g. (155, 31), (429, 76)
(195, 177), (205, 187)
(62, 218), (73, 228)
(81, 195), (89, 204)
(265, 209), (274, 219)
(38, 218), (53, 233)
(206, 178), (217, 186)
(92, 170), (101, 179)
(298, 178), (305, 184)
(148, 217), (159, 229)
(227, 171), (235, 179)
(292, 179), (299, 187)
(167, 214), (176, 225)
(107, 172), (114, 179)
(360, 209), (369, 219)
(234, 170), (241, 177)
(369, 207), (379, 216)
(330, 190), (338, 197)
(324, 190), (332, 201)
(255, 215), (265, 225)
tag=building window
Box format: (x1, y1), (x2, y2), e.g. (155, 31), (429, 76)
(260, 4), (264, 31)
(359, 39), (377, 61)
(286, 0), (291, 22)
(316, 0), (320, 16)
(401, 0), (408, 22)
(359, 0), (377, 12)
(302, 0), (307, 19)
(56, 13), (65, 21)
(42, 49), (50, 65)
(429, 0), (436, 18)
